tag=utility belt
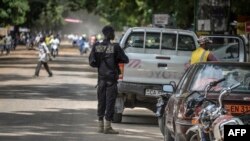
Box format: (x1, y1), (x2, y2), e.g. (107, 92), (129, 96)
(98, 74), (118, 82)
(95, 75), (118, 88)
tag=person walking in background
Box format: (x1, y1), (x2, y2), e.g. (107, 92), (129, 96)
(89, 35), (97, 49)
(0, 35), (5, 55)
(89, 25), (129, 134)
(4, 33), (12, 55)
(77, 35), (87, 55)
(190, 36), (218, 65)
(50, 35), (60, 57)
(45, 34), (53, 51)
(33, 37), (53, 77)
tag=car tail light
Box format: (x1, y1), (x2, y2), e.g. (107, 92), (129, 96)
(119, 63), (124, 80)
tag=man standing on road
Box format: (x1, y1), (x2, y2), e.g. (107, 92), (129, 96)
(33, 37), (53, 77)
(89, 25), (129, 134)
(190, 36), (218, 65)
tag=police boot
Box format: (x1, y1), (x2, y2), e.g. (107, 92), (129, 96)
(97, 120), (104, 133)
(104, 120), (119, 134)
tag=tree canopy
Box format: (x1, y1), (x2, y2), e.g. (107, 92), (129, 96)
(0, 0), (29, 26)
(1, 0), (250, 31)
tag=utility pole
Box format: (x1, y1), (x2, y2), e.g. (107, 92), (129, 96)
(194, 0), (198, 33)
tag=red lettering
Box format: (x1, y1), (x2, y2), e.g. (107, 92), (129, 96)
(241, 106), (244, 113)
(231, 106), (235, 113)
(234, 106), (239, 113)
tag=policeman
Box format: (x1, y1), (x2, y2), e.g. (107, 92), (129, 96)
(190, 36), (217, 65)
(89, 25), (129, 134)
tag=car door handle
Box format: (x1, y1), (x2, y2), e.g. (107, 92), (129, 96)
(158, 63), (168, 67)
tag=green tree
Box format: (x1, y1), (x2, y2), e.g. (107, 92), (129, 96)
(0, 0), (30, 26)
(27, 0), (98, 32)
(90, 0), (195, 30)
(94, 0), (170, 30)
(32, 0), (65, 32)
(231, 0), (250, 15)
(15, 0), (250, 32)
(26, 0), (195, 31)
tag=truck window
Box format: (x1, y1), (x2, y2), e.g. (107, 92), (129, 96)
(161, 33), (176, 50)
(125, 32), (144, 49)
(145, 32), (161, 49)
(125, 32), (161, 50)
(178, 35), (196, 51)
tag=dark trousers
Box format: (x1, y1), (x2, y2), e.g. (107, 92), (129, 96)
(35, 61), (52, 76)
(5, 45), (11, 55)
(97, 80), (118, 121)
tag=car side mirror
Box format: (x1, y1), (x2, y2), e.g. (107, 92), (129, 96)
(163, 84), (174, 93)
(170, 81), (177, 90)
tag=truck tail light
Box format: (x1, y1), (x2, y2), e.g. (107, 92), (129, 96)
(119, 63), (124, 80)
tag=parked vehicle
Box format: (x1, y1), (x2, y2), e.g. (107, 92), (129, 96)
(156, 81), (176, 135)
(115, 26), (248, 124)
(185, 79), (244, 141)
(161, 62), (250, 141)
(114, 27), (199, 123)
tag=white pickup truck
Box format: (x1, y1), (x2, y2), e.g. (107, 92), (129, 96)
(113, 27), (199, 122)
(114, 27), (248, 123)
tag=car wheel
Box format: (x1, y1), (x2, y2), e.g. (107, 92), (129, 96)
(113, 113), (122, 123)
(164, 126), (174, 141)
(158, 114), (165, 135)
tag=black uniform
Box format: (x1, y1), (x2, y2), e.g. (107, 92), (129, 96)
(89, 39), (129, 121)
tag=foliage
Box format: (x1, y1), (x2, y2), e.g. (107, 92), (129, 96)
(1, 0), (250, 32)
(31, 0), (65, 32)
(94, 0), (176, 30)
(231, 0), (250, 15)
(0, 0), (29, 26)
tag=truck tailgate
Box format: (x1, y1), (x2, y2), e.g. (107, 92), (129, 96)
(121, 53), (188, 84)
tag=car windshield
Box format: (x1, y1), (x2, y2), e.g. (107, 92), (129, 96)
(190, 64), (250, 93)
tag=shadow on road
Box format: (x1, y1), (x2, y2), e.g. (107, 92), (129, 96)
(0, 45), (163, 141)
(0, 84), (96, 101)
(0, 108), (100, 141)
(0, 108), (162, 141)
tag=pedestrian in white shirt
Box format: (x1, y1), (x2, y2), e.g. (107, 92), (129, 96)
(33, 37), (53, 77)
(4, 33), (12, 55)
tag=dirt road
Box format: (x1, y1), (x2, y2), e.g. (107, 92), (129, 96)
(0, 45), (163, 141)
